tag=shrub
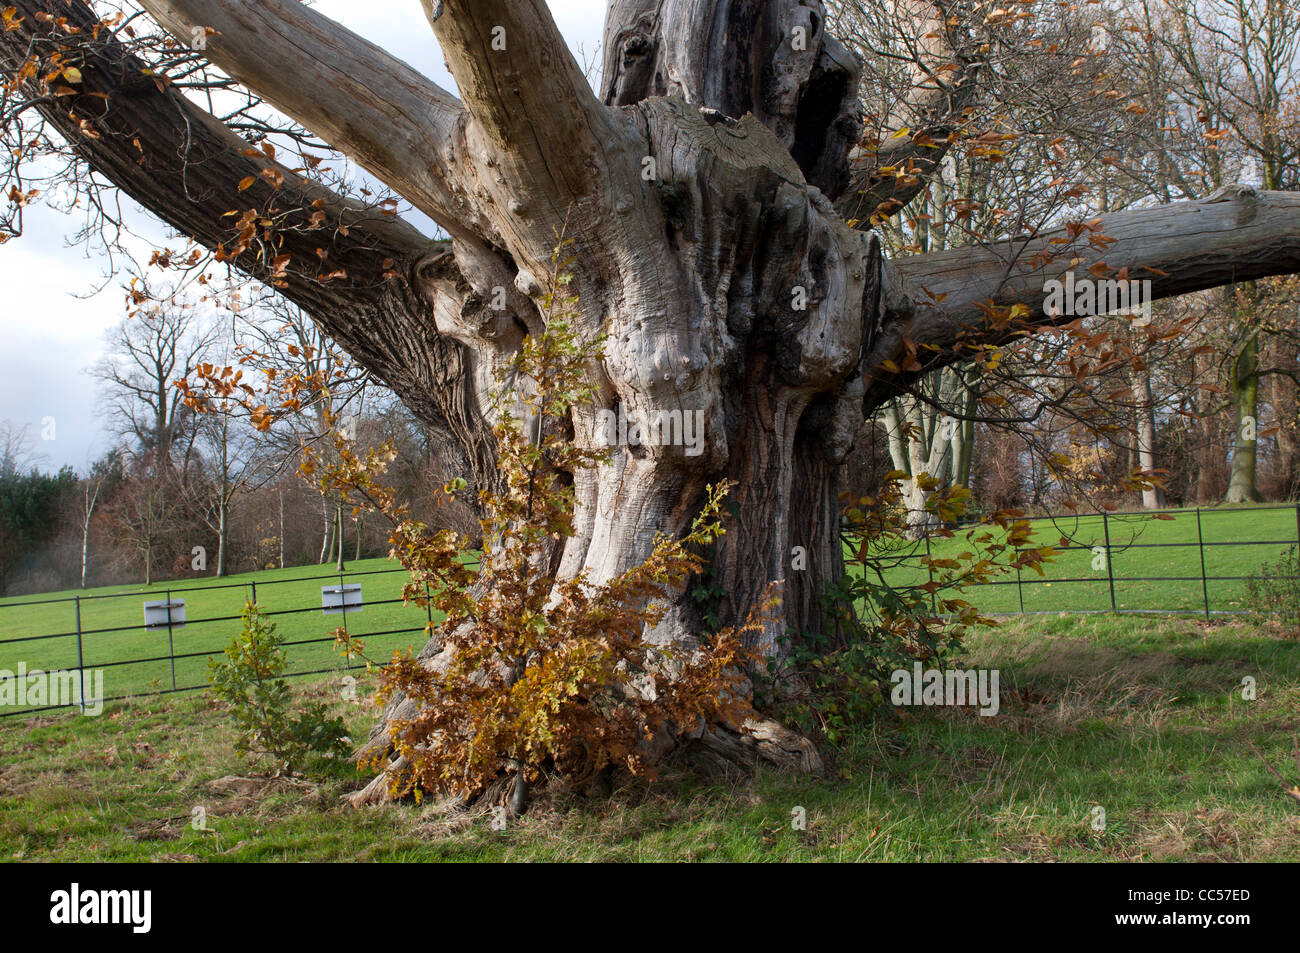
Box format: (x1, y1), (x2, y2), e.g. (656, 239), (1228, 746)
(1245, 546), (1300, 633)
(208, 601), (351, 774)
(319, 244), (759, 809)
(762, 474), (1051, 745)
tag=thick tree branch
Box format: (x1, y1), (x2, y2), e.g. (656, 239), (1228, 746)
(602, 0), (861, 198)
(863, 186), (1300, 405)
(136, 0), (487, 242)
(0, 0), (500, 495)
(424, 0), (629, 244)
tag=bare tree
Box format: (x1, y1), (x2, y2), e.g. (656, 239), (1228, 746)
(186, 361), (266, 577)
(77, 452), (120, 589)
(236, 296), (372, 568)
(1145, 0), (1300, 501)
(0, 419), (37, 478)
(91, 285), (216, 470)
(103, 456), (181, 586)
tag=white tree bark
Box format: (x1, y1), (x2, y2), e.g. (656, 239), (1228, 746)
(7, 0), (1300, 780)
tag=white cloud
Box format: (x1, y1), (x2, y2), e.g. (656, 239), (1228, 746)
(0, 2), (608, 474)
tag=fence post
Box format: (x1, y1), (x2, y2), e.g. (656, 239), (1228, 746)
(1196, 507), (1211, 620)
(250, 579), (257, 606)
(165, 587), (177, 691)
(1015, 556), (1025, 614)
(339, 572), (349, 670)
(1102, 512), (1117, 612)
(74, 596), (85, 714)
(924, 531), (938, 614)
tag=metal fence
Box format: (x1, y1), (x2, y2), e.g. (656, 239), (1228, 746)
(896, 503), (1300, 618)
(0, 565), (432, 719)
(3, 505), (1298, 719)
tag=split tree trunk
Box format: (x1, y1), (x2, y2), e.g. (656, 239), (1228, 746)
(8, 0), (1300, 799)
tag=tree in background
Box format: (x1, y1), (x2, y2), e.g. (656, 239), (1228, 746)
(1144, 0), (1300, 502)
(0, 421), (76, 593)
(101, 451), (183, 586)
(233, 296), (373, 570)
(75, 451), (122, 589)
(91, 280), (215, 472)
(3, 0), (1300, 774)
(182, 345), (270, 577)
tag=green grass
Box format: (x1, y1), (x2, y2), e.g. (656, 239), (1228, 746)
(0, 558), (436, 704)
(881, 504), (1300, 614)
(2, 504), (1295, 714)
(3, 613), (1298, 861)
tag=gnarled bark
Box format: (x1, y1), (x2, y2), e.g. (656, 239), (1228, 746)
(6, 1), (1300, 796)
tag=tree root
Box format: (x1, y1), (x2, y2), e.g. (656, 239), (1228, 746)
(683, 715), (825, 778)
(344, 712), (823, 810)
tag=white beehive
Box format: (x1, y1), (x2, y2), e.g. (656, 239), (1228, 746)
(321, 584), (363, 615)
(143, 599), (186, 630)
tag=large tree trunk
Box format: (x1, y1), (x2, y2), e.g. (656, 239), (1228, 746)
(8, 0), (1300, 798)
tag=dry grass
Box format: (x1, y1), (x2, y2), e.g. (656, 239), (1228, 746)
(1, 613), (1298, 861)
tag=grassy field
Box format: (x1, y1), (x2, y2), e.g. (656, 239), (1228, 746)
(2, 613), (1298, 861)
(0, 559), (436, 705)
(1, 504), (1296, 716)
(880, 504), (1299, 614)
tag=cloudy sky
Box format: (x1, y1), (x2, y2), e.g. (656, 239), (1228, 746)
(0, 1), (606, 472)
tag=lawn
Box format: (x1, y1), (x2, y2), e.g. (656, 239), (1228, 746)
(2, 505), (1297, 717)
(2, 613), (1298, 861)
(0, 558), (436, 707)
(880, 504), (1300, 615)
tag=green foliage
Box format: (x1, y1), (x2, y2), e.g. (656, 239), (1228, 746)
(0, 464), (76, 593)
(763, 472), (1054, 745)
(207, 601), (350, 774)
(761, 630), (896, 746)
(1245, 545), (1300, 633)
(688, 562), (727, 632)
(324, 241), (759, 807)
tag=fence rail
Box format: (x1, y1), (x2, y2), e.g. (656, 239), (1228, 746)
(0, 565), (432, 719)
(890, 503), (1300, 618)
(2, 505), (1297, 719)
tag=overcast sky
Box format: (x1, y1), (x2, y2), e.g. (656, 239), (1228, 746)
(0, 1), (606, 473)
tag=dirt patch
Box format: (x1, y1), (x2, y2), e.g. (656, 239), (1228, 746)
(202, 774), (328, 814)
(129, 818), (185, 842)
(4, 767), (94, 801)
(1136, 807), (1246, 861)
